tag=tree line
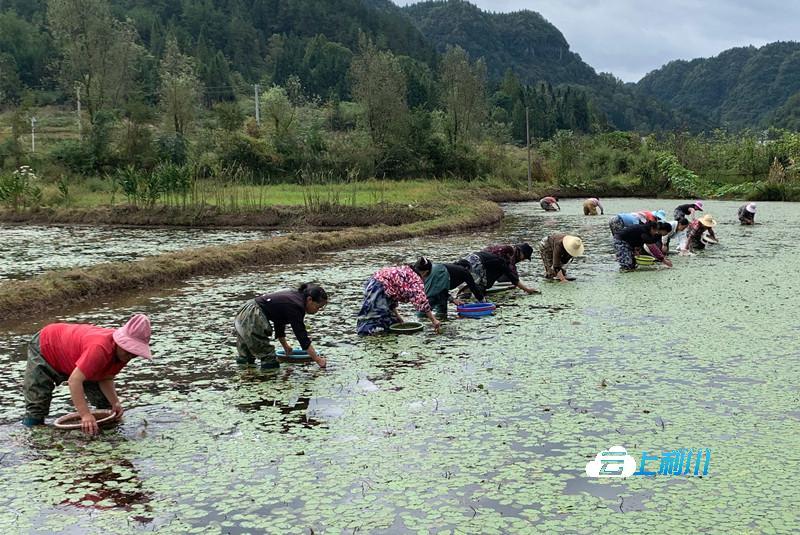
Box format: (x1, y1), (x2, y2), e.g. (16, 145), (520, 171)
(0, 0), (605, 183)
(0, 0), (799, 207)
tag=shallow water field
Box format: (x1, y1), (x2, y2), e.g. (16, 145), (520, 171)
(0, 199), (798, 533)
(0, 225), (281, 281)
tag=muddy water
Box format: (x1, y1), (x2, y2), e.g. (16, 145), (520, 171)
(0, 224), (281, 281)
(0, 199), (798, 533)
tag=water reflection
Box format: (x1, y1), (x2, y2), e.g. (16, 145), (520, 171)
(58, 459), (152, 512)
(2, 423), (154, 528)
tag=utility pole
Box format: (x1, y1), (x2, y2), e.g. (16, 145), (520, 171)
(526, 106), (532, 192)
(254, 84), (261, 126)
(76, 85), (82, 140)
(30, 117), (37, 153)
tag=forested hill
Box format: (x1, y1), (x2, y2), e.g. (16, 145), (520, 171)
(400, 0), (690, 132)
(402, 0), (596, 85)
(0, 0), (435, 101)
(0, 0), (726, 132)
(637, 41), (800, 129)
(109, 0), (438, 77)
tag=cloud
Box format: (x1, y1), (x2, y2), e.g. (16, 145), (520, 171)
(395, 1), (800, 81)
(585, 446), (637, 478)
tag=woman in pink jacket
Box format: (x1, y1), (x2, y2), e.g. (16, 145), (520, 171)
(357, 257), (441, 335)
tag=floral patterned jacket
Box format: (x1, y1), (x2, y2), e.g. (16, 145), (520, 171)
(373, 265), (431, 313)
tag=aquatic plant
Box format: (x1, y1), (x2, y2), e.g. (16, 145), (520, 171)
(1, 199), (798, 532)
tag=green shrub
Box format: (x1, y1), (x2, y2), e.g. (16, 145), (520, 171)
(476, 142), (527, 184)
(0, 137), (23, 170)
(323, 130), (377, 179)
(153, 162), (193, 206)
(212, 101), (245, 132)
(0, 165), (42, 209)
(189, 150), (221, 180)
(749, 182), (800, 201)
(56, 176), (71, 206)
(629, 149), (705, 196)
(49, 140), (95, 175)
(87, 111), (117, 171)
(438, 143), (488, 181)
(155, 133), (188, 165)
(217, 133), (277, 181)
(114, 166), (145, 206)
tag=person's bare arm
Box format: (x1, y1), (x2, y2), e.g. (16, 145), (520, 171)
(98, 378), (124, 419)
(391, 307), (404, 324)
(68, 368), (98, 435)
(517, 281), (540, 294)
(277, 336), (293, 354)
(425, 310), (441, 333)
(306, 344), (326, 368)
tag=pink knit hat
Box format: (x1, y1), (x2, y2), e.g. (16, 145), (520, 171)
(693, 200), (704, 210)
(113, 314), (152, 359)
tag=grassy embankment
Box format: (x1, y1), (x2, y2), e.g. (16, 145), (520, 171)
(0, 183), (522, 321)
(0, 177), (544, 227)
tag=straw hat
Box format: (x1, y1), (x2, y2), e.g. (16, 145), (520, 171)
(698, 214), (716, 227)
(562, 235), (585, 257)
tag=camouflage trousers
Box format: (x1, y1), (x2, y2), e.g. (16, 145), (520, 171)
(233, 300), (278, 368)
(23, 332), (111, 425)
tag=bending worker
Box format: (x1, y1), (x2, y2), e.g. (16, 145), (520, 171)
(539, 234), (585, 282)
(22, 314), (153, 434)
(738, 203), (756, 225)
(455, 250), (539, 296)
(540, 196), (560, 212)
(357, 257), (441, 335)
(234, 283), (328, 368)
(583, 198), (604, 215)
(424, 262), (486, 317)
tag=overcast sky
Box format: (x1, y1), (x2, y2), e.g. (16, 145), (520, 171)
(394, 0), (797, 82)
